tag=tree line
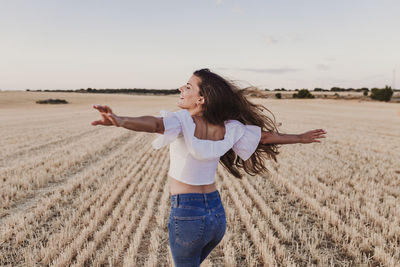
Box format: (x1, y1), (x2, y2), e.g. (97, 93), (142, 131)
(274, 86), (394, 102)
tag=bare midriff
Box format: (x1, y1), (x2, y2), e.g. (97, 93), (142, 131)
(169, 175), (217, 196)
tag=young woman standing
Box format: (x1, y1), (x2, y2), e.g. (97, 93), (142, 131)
(91, 68), (327, 266)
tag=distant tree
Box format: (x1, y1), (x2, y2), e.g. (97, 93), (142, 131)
(314, 88), (324, 91)
(356, 87), (369, 92)
(264, 88), (270, 91)
(275, 93), (282, 99)
(370, 85), (393, 102)
(293, 89), (314, 99)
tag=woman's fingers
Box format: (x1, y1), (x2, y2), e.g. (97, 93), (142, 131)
(91, 120), (103, 126)
(93, 104), (108, 113)
(93, 104), (115, 116)
(313, 129), (326, 134)
(104, 105), (113, 113)
(301, 128), (327, 144)
(92, 104), (119, 126)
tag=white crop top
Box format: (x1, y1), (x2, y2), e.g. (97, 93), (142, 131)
(151, 109), (261, 185)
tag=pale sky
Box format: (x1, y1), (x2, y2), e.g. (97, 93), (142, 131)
(1, 0), (399, 91)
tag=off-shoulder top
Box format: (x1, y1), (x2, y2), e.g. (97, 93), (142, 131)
(151, 109), (261, 185)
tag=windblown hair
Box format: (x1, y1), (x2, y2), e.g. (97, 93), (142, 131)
(193, 68), (282, 178)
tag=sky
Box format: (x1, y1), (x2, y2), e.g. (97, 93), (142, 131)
(1, 0), (399, 91)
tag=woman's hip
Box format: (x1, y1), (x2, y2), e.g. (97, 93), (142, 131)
(169, 190), (223, 212)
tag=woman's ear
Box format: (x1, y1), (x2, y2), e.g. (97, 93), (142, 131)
(198, 96), (205, 105)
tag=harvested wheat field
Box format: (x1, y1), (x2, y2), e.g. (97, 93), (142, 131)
(1, 91), (399, 266)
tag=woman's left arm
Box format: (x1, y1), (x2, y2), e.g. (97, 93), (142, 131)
(260, 129), (327, 144)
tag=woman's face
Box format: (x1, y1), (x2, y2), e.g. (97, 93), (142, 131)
(177, 75), (204, 110)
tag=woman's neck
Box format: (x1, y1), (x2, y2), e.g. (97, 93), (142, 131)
(187, 106), (203, 117)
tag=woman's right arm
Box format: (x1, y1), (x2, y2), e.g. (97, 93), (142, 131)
(91, 105), (165, 134)
(119, 115), (164, 133)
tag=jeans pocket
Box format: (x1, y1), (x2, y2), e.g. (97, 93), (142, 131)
(174, 215), (206, 247)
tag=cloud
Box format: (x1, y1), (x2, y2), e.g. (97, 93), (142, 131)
(216, 67), (302, 74)
(324, 57), (336, 62)
(264, 36), (279, 45)
(288, 32), (305, 42)
(262, 33), (305, 45)
(316, 64), (331, 71)
(231, 4), (244, 14)
(215, 1), (243, 14)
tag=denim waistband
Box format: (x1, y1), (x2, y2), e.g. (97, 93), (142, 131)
(170, 190), (221, 208)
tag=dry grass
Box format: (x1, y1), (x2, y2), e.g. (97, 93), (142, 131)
(1, 91), (399, 266)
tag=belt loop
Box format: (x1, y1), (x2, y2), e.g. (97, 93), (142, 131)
(204, 193), (208, 209)
(176, 194), (179, 208)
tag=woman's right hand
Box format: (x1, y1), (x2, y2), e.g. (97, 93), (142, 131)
(91, 105), (123, 127)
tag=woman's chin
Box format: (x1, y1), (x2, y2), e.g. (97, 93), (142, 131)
(177, 101), (184, 108)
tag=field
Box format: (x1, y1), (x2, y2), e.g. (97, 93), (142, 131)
(1, 91), (400, 266)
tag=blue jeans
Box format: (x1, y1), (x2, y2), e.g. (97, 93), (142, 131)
(168, 190), (226, 267)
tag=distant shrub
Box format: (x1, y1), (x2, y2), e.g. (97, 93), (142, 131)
(36, 99), (69, 104)
(293, 89), (315, 98)
(334, 93), (339, 97)
(275, 93), (282, 99)
(370, 86), (393, 102)
(363, 91), (368, 96)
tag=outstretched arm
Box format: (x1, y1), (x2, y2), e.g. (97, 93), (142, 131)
(91, 105), (165, 134)
(260, 129), (327, 144)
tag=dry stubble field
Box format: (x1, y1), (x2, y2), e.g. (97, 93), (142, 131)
(1, 91), (399, 266)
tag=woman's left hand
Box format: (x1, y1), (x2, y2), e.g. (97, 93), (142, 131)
(299, 129), (327, 144)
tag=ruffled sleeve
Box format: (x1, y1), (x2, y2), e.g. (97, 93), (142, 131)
(232, 124), (262, 161)
(151, 110), (182, 149)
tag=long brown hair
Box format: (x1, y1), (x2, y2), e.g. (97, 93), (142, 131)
(193, 68), (282, 178)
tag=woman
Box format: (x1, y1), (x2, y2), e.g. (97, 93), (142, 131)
(91, 68), (327, 266)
